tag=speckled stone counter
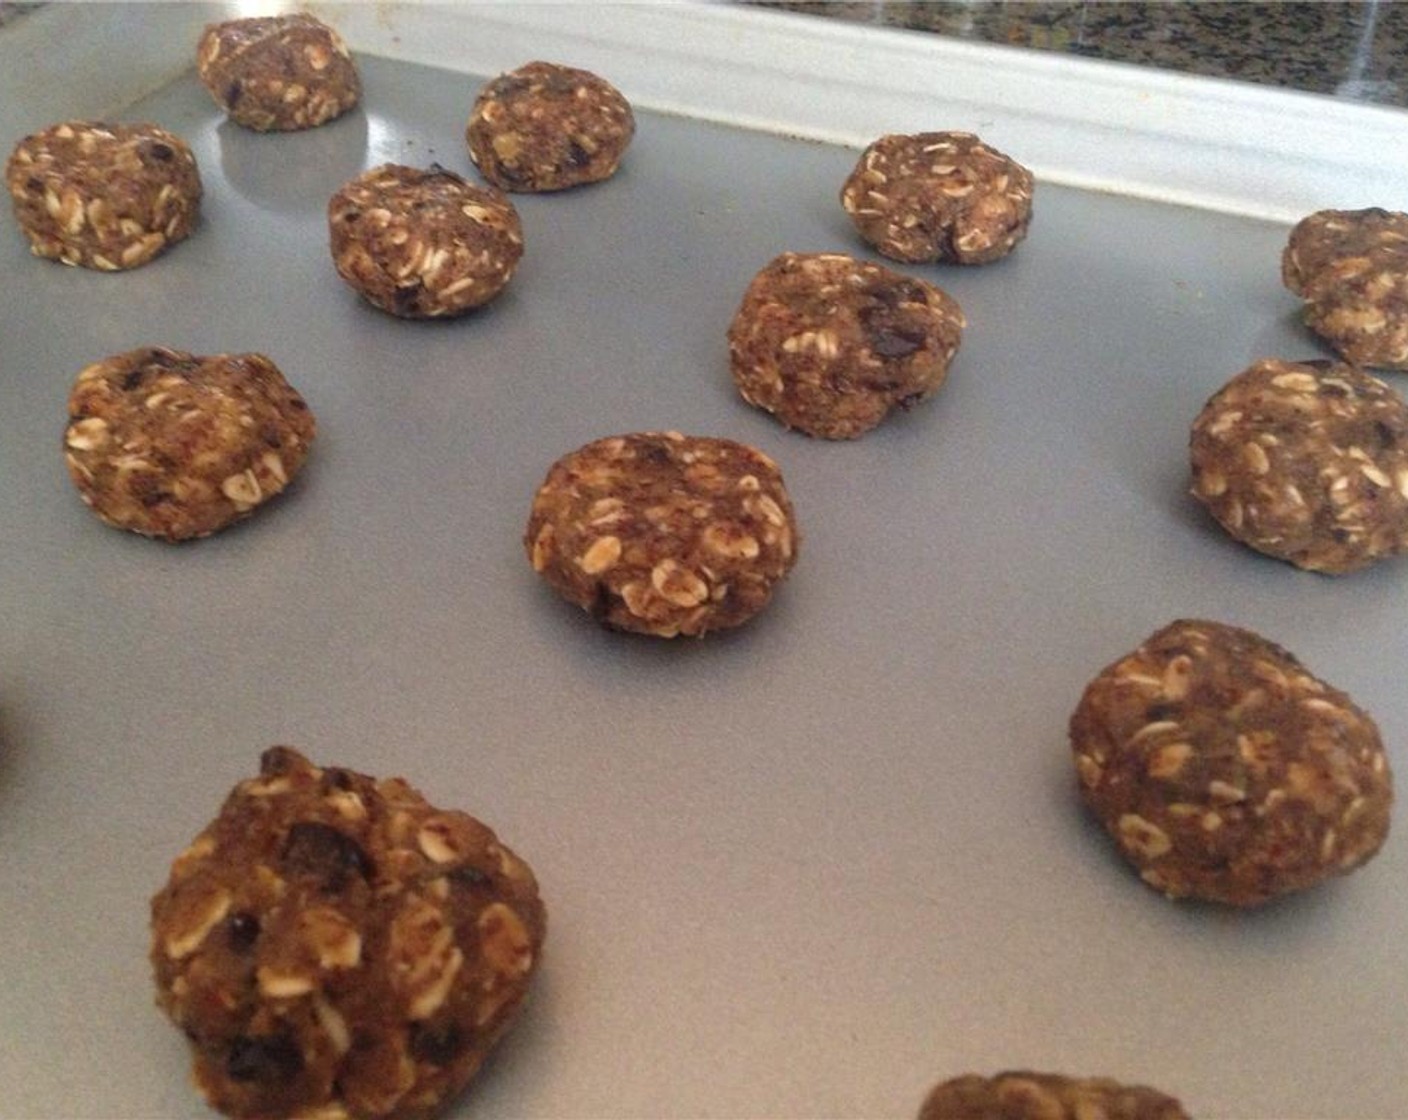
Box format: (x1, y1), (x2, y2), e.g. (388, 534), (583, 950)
(754, 1), (1408, 107)
(4, 1), (1404, 107)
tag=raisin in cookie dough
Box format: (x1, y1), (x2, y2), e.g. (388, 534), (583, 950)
(63, 347), (315, 541)
(840, 132), (1033, 265)
(328, 164), (523, 318)
(5, 121), (200, 270)
(151, 747), (546, 1120)
(1282, 208), (1408, 370)
(526, 432), (798, 637)
(1189, 358), (1408, 574)
(919, 1072), (1191, 1120)
(1071, 619), (1393, 906)
(466, 61), (634, 192)
(727, 251), (965, 439)
(197, 13), (361, 132)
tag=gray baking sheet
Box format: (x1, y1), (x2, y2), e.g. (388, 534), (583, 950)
(1, 54), (1405, 1120)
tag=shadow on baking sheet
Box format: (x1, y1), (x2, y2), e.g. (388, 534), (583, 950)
(447, 967), (553, 1116)
(217, 109), (369, 217)
(1070, 313), (1341, 537)
(0, 699), (19, 808)
(1253, 309), (1342, 371)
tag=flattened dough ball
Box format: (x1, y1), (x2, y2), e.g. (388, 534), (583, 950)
(1282, 208), (1408, 370)
(526, 432), (799, 637)
(1070, 619), (1392, 906)
(466, 61), (634, 192)
(727, 251), (964, 439)
(5, 120), (200, 270)
(63, 347), (315, 541)
(150, 747), (545, 1120)
(197, 13), (361, 132)
(328, 164), (523, 318)
(1189, 357), (1408, 573)
(919, 1072), (1191, 1120)
(840, 131), (1033, 264)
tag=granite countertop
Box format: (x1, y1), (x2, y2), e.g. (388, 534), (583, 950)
(757, 1), (1407, 108)
(3, 1), (1404, 108)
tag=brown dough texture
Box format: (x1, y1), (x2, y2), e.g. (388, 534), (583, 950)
(63, 347), (315, 541)
(1282, 208), (1408, 370)
(150, 747), (546, 1120)
(1070, 619), (1392, 906)
(466, 61), (634, 192)
(5, 120), (201, 270)
(1189, 357), (1408, 574)
(328, 164), (523, 318)
(197, 13), (361, 132)
(727, 251), (965, 439)
(525, 432), (799, 637)
(840, 132), (1033, 264)
(919, 1072), (1191, 1120)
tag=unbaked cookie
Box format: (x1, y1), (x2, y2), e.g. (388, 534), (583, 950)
(5, 120), (200, 270)
(328, 164), (524, 319)
(919, 1072), (1190, 1120)
(526, 432), (799, 637)
(727, 251), (965, 439)
(150, 746), (546, 1120)
(1070, 619), (1393, 906)
(1189, 357), (1408, 573)
(63, 347), (315, 541)
(1282, 208), (1408, 370)
(466, 61), (634, 192)
(840, 132), (1034, 264)
(197, 13), (361, 132)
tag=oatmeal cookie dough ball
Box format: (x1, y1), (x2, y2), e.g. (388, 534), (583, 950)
(1070, 619), (1393, 906)
(1189, 358), (1408, 574)
(526, 432), (799, 637)
(727, 251), (965, 439)
(840, 132), (1033, 265)
(150, 747), (546, 1120)
(329, 164), (523, 318)
(5, 120), (200, 270)
(197, 13), (361, 132)
(63, 347), (315, 541)
(1282, 208), (1408, 370)
(919, 1072), (1191, 1120)
(466, 61), (634, 192)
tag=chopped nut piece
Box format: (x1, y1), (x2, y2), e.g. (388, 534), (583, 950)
(298, 907), (362, 970)
(220, 469), (262, 510)
(1146, 743), (1192, 780)
(163, 887), (232, 960)
(64, 416), (110, 451)
(1117, 814), (1172, 860)
(478, 902), (534, 978)
(578, 534), (623, 574)
(257, 967), (316, 999)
